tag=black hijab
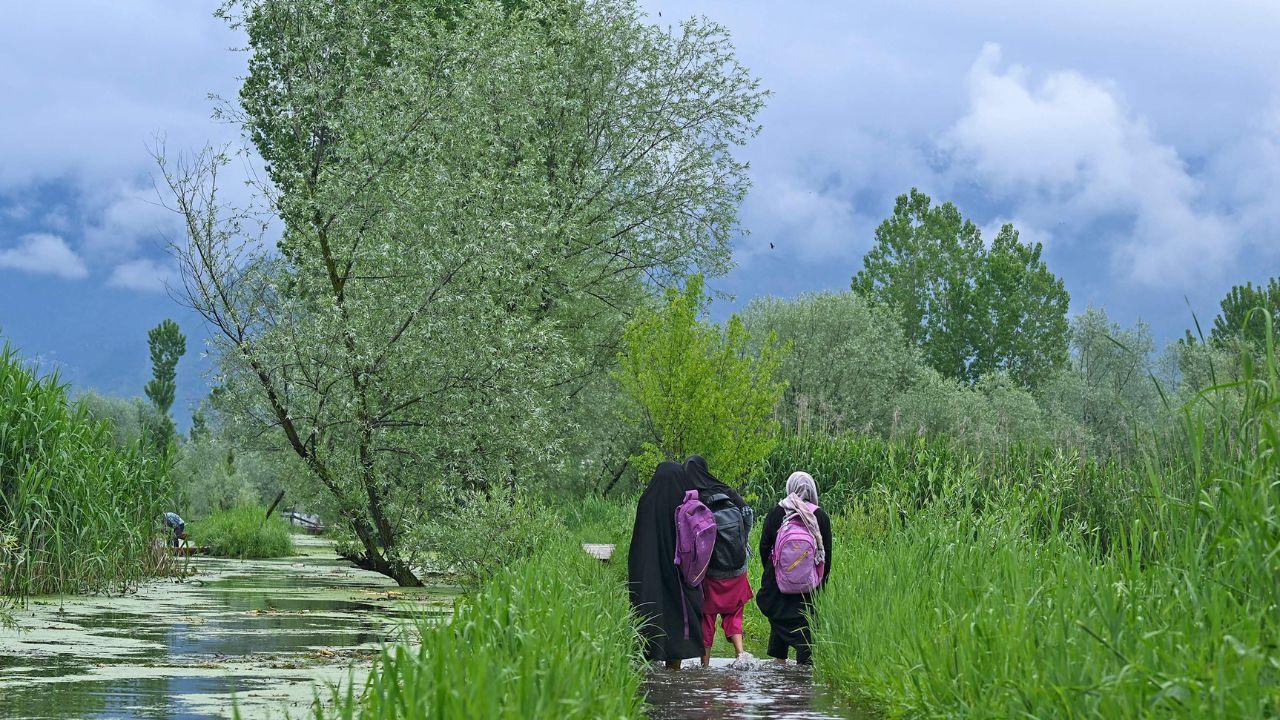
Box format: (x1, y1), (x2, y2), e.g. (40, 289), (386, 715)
(627, 461), (704, 662)
(682, 455), (746, 508)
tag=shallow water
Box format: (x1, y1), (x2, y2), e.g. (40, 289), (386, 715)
(0, 536), (453, 719)
(642, 657), (873, 719)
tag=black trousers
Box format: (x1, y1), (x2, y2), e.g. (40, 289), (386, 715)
(766, 620), (812, 665)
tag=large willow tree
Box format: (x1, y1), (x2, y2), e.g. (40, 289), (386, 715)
(163, 0), (764, 584)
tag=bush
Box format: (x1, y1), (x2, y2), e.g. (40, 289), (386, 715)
(616, 274), (788, 486)
(1, 344), (170, 598)
(189, 505), (295, 559)
(318, 521), (643, 719)
(412, 485), (556, 589)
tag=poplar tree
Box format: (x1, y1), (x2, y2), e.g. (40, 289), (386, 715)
(144, 319), (186, 453)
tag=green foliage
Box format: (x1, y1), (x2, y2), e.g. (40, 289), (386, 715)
(741, 291), (917, 432)
(411, 485), (556, 589)
(746, 290), (1171, 457)
(1036, 307), (1166, 455)
(77, 390), (171, 452)
(177, 442), (265, 517)
(316, 523), (643, 719)
(852, 188), (1070, 386)
(617, 275), (787, 486)
(143, 319), (186, 453)
(174, 396), (292, 518)
(1208, 276), (1280, 350)
(188, 505), (294, 559)
(748, 431), (1132, 550)
(0, 344), (170, 598)
(174, 0), (764, 584)
(811, 316), (1280, 718)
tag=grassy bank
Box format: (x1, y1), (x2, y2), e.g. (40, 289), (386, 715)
(189, 505), (295, 559)
(810, 340), (1280, 716)
(0, 345), (170, 601)
(315, 498), (644, 719)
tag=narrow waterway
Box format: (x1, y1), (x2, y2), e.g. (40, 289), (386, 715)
(643, 657), (873, 719)
(0, 536), (453, 719)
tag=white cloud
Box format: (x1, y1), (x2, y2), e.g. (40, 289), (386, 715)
(107, 258), (176, 293)
(943, 43), (1235, 284)
(981, 217), (1052, 251)
(0, 233), (88, 279)
(82, 183), (183, 260)
(0, 2), (244, 191)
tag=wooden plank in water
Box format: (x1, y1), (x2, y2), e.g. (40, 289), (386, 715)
(582, 543), (615, 561)
(173, 545), (211, 556)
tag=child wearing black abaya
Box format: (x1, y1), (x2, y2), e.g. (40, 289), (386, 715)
(627, 461), (705, 669)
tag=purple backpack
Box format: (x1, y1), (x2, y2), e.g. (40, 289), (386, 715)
(773, 501), (823, 594)
(673, 490), (717, 587)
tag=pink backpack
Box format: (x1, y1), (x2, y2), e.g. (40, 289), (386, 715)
(673, 490), (717, 587)
(773, 502), (823, 594)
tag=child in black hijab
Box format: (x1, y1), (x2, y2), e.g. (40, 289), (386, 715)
(628, 461), (705, 668)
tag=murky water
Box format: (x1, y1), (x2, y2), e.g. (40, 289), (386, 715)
(0, 536), (453, 719)
(642, 657), (873, 719)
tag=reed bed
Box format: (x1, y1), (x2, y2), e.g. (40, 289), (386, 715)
(0, 344), (170, 599)
(315, 498), (644, 720)
(810, 328), (1280, 717)
(189, 505), (295, 559)
(747, 431), (1136, 552)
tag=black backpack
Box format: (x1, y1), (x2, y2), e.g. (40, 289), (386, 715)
(706, 493), (752, 576)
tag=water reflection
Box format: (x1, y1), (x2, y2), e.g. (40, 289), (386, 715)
(642, 657), (870, 720)
(0, 536), (452, 719)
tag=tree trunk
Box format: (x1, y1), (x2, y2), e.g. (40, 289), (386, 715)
(338, 532), (424, 587)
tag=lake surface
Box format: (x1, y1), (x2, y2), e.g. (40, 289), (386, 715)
(0, 536), (453, 719)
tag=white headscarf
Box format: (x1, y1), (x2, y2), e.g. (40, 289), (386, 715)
(778, 471), (824, 565)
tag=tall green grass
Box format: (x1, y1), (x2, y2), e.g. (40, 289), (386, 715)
(748, 431), (1136, 553)
(316, 514), (644, 719)
(811, 322), (1280, 717)
(189, 505), (295, 559)
(0, 344), (170, 598)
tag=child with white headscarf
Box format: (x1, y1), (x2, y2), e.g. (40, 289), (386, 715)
(755, 470), (834, 665)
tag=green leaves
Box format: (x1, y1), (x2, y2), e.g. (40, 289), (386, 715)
(174, 0), (764, 583)
(143, 319), (186, 455)
(853, 188), (1070, 387)
(741, 291), (918, 433)
(615, 275), (787, 485)
(0, 343), (170, 598)
(144, 319), (185, 414)
(1207, 277), (1280, 351)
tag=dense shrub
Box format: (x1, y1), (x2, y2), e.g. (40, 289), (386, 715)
(189, 505), (294, 559)
(617, 275), (787, 486)
(0, 344), (170, 598)
(411, 485), (557, 588)
(77, 390), (170, 452)
(744, 293), (1172, 458)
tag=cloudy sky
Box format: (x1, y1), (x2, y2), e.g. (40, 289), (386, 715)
(3, 1), (1279, 422)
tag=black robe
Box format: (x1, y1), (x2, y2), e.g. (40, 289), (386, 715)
(627, 461), (705, 662)
(755, 504), (834, 628)
(682, 455), (747, 508)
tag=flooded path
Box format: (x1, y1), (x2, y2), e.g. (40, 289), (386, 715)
(643, 657), (872, 719)
(0, 535), (453, 719)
